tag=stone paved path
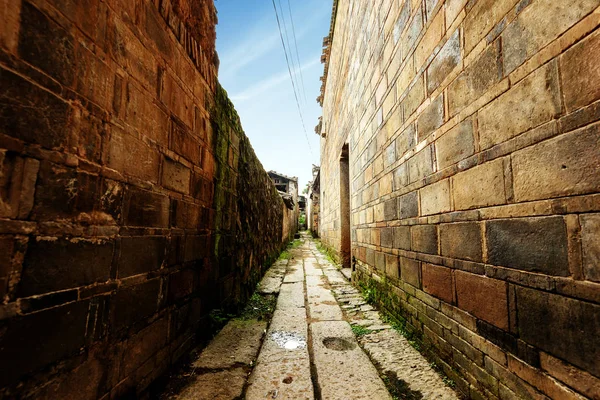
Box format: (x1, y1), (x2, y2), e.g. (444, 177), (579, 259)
(163, 233), (458, 399)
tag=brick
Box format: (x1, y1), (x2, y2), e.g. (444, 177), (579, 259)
(440, 222), (483, 262)
(107, 127), (160, 183)
(422, 263), (453, 303)
(162, 158), (191, 194)
(32, 162), (105, 221)
(503, 0), (599, 75)
(393, 1), (411, 44)
(398, 191), (419, 219)
(124, 187), (170, 228)
(19, 237), (113, 296)
(516, 286), (600, 378)
(408, 145), (433, 183)
(452, 159), (506, 210)
(561, 29), (600, 112)
(463, 0), (519, 54)
(400, 257), (421, 288)
(395, 124), (416, 158)
(403, 76), (425, 119)
(383, 197), (397, 220)
(417, 95), (444, 141)
(0, 301), (89, 387)
(415, 10), (444, 69)
(393, 226), (411, 250)
(381, 227), (394, 248)
(76, 45), (114, 110)
(436, 119), (475, 170)
(0, 66), (71, 150)
(0, 0), (21, 53)
(540, 352), (600, 400)
(512, 122), (600, 202)
(126, 83), (169, 146)
(446, 0), (468, 27)
(400, 11), (423, 60)
(448, 42), (501, 116)
(375, 251), (386, 272)
(478, 61), (561, 150)
(411, 224), (438, 254)
(117, 236), (167, 278)
(120, 317), (169, 378)
(385, 254), (400, 279)
(419, 179), (451, 216)
(581, 214), (600, 282)
(486, 217), (569, 276)
(455, 270), (508, 330)
(111, 279), (161, 333)
(427, 30), (461, 94)
(18, 2), (75, 86)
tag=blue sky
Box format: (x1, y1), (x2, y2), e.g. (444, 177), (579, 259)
(215, 0), (332, 192)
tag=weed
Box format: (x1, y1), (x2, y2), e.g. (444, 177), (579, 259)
(240, 293), (277, 321)
(315, 240), (340, 266)
(351, 324), (372, 337)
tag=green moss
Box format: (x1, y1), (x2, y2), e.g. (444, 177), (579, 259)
(351, 324), (372, 337)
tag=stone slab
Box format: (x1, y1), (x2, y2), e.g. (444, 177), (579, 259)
(178, 368), (247, 400)
(193, 319), (267, 369)
(310, 321), (392, 399)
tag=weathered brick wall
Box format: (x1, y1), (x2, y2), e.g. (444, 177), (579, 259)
(320, 0), (600, 398)
(0, 0), (288, 397)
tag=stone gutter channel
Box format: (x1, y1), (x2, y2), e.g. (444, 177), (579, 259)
(158, 233), (459, 399)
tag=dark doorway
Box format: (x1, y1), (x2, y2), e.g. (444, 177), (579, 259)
(340, 143), (351, 269)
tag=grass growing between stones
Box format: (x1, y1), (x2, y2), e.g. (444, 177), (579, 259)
(350, 324), (373, 337)
(314, 239), (340, 267)
(239, 293), (277, 321)
(356, 276), (458, 392)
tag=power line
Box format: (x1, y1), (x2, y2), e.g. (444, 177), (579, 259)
(277, 0), (301, 101)
(271, 0), (314, 158)
(286, 0), (309, 106)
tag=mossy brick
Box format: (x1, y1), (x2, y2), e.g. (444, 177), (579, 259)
(408, 145), (434, 183)
(486, 217), (569, 276)
(381, 227), (394, 248)
(463, 0), (519, 54)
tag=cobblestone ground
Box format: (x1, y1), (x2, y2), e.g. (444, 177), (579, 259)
(162, 233), (459, 399)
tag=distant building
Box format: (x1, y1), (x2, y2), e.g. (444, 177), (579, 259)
(268, 170), (299, 238)
(308, 166), (320, 237)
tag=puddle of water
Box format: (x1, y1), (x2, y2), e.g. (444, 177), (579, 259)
(271, 331), (307, 350)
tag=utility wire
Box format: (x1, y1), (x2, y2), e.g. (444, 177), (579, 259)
(271, 0), (314, 158)
(286, 0), (309, 106)
(277, 0), (301, 100)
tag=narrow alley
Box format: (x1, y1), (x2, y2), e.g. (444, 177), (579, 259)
(161, 233), (458, 399)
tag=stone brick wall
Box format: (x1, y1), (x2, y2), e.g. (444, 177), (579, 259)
(0, 0), (289, 397)
(319, 0), (600, 398)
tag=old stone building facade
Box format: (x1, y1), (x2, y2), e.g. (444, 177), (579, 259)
(0, 0), (294, 398)
(318, 0), (600, 399)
